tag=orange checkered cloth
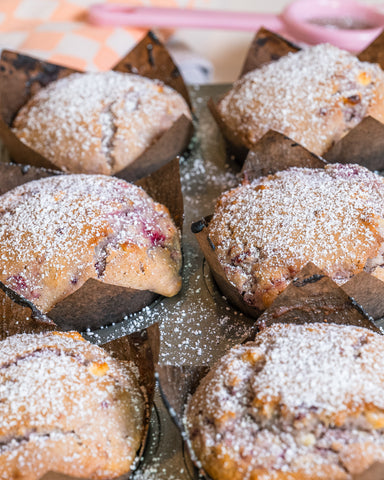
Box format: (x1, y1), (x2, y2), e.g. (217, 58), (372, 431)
(0, 0), (190, 71)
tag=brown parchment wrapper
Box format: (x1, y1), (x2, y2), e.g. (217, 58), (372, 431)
(0, 162), (60, 195)
(256, 262), (380, 333)
(157, 264), (382, 480)
(241, 130), (326, 180)
(156, 365), (210, 435)
(0, 310), (159, 480)
(358, 31), (384, 70)
(0, 156), (183, 331)
(0, 30), (193, 182)
(192, 215), (262, 319)
(209, 28), (384, 170)
(323, 116), (384, 170)
(193, 130), (384, 320)
(240, 27), (300, 77)
(342, 271), (384, 321)
(113, 31), (191, 108)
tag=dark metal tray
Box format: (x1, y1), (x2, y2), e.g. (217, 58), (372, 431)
(86, 84), (257, 479)
(7, 84), (382, 480)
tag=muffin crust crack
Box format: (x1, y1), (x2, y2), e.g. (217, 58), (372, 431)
(99, 101), (118, 170)
(0, 430), (81, 453)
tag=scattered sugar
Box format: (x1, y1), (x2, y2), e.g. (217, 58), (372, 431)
(84, 85), (252, 369)
(136, 462), (185, 480)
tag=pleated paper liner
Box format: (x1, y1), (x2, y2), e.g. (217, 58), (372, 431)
(0, 296), (159, 480)
(256, 262), (381, 333)
(208, 27), (384, 170)
(0, 31), (193, 183)
(241, 129), (326, 179)
(0, 163), (58, 196)
(157, 263), (383, 480)
(192, 129), (384, 320)
(0, 156), (183, 331)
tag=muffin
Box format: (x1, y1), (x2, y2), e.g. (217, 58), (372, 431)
(216, 44), (384, 156)
(208, 163), (384, 310)
(0, 174), (182, 313)
(0, 330), (145, 480)
(186, 322), (384, 480)
(12, 71), (191, 175)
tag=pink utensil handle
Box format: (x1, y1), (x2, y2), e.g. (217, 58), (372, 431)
(88, 4), (284, 31)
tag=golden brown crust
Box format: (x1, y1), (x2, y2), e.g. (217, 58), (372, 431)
(217, 44), (384, 156)
(12, 71), (191, 175)
(0, 174), (182, 313)
(0, 331), (145, 480)
(208, 163), (384, 310)
(186, 323), (384, 480)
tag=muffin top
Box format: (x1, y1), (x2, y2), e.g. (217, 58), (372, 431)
(186, 322), (384, 480)
(208, 163), (384, 310)
(0, 330), (145, 480)
(12, 71), (191, 174)
(0, 174), (182, 313)
(217, 44), (384, 155)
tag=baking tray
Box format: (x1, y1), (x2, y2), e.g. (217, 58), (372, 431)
(0, 84), (254, 480)
(84, 84), (255, 356)
(3, 84), (384, 479)
(85, 84), (257, 480)
(94, 84), (384, 479)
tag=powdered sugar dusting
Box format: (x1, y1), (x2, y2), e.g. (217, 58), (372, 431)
(218, 44), (384, 155)
(186, 323), (384, 479)
(12, 71), (191, 174)
(0, 331), (144, 479)
(208, 163), (384, 309)
(252, 324), (384, 413)
(0, 174), (181, 312)
(85, 85), (252, 371)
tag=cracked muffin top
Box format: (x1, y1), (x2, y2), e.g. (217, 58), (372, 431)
(0, 330), (145, 480)
(208, 163), (384, 311)
(12, 71), (191, 175)
(0, 174), (182, 313)
(186, 322), (384, 480)
(217, 44), (384, 156)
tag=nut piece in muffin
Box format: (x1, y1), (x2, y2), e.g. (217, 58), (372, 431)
(0, 174), (182, 313)
(217, 44), (384, 156)
(0, 330), (145, 480)
(186, 322), (384, 480)
(12, 71), (191, 175)
(208, 163), (384, 310)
